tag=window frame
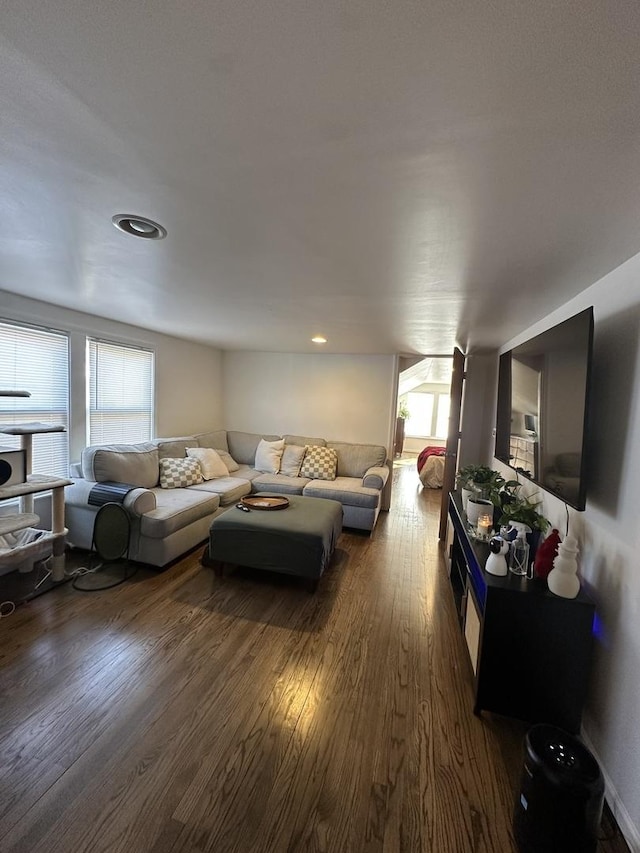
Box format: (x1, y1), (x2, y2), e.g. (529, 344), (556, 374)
(405, 388), (451, 440)
(87, 337), (155, 446)
(0, 318), (70, 478)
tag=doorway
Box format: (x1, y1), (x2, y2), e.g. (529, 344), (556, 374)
(394, 355), (454, 462)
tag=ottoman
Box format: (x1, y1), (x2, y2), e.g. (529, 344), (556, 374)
(204, 494), (343, 589)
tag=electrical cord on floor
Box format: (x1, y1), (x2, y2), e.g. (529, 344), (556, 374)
(69, 560), (138, 592)
(70, 556), (138, 591)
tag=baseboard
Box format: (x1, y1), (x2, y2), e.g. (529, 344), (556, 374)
(581, 729), (640, 853)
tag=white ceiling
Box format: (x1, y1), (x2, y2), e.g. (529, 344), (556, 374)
(1, 1), (640, 355)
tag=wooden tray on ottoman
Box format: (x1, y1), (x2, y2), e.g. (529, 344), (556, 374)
(241, 495), (289, 510)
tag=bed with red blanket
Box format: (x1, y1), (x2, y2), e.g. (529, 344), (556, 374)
(417, 445), (446, 488)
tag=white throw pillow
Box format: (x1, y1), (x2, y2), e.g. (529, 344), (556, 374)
(254, 438), (285, 474)
(280, 444), (306, 477)
(215, 448), (239, 473)
(186, 447), (229, 480)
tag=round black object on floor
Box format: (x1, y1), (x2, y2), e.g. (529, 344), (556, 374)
(513, 724), (604, 852)
(73, 502), (136, 592)
(92, 502), (130, 561)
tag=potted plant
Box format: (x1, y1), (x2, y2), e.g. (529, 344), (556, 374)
(394, 402), (410, 456)
(498, 494), (550, 534)
(456, 464), (505, 520)
(456, 465), (505, 502)
(499, 493), (550, 562)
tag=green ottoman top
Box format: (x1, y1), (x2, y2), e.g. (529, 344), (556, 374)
(208, 493), (343, 580)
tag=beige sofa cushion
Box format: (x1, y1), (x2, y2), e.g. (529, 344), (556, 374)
(327, 441), (386, 478)
(303, 477), (381, 510)
(82, 443), (159, 488)
(155, 437), (198, 459)
(140, 488), (220, 538)
(190, 477), (252, 506)
(283, 434), (326, 447)
(227, 431), (281, 465)
(195, 430), (229, 452)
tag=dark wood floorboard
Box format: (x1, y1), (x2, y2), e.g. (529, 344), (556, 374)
(0, 462), (629, 852)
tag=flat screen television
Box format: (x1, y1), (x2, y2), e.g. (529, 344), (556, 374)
(495, 307), (594, 511)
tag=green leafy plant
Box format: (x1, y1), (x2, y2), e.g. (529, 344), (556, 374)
(397, 401), (410, 419)
(499, 493), (550, 533)
(456, 465), (506, 505)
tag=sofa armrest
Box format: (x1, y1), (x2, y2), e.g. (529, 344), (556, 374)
(64, 478), (157, 516)
(362, 466), (389, 491)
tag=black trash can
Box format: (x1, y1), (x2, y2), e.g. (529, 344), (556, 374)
(513, 724), (604, 853)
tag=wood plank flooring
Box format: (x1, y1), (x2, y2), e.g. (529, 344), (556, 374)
(0, 463), (629, 852)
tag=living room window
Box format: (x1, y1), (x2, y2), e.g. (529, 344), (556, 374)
(405, 390), (451, 440)
(0, 320), (70, 477)
(87, 338), (155, 445)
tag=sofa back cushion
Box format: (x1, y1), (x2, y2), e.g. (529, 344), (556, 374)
(155, 437), (198, 459)
(195, 430), (229, 452)
(327, 442), (387, 478)
(227, 431), (281, 465)
(283, 434), (326, 447)
(82, 443), (159, 488)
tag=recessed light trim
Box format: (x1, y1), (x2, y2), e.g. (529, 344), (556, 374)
(311, 335), (327, 344)
(112, 214), (167, 240)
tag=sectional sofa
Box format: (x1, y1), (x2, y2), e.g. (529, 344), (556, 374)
(64, 429), (392, 567)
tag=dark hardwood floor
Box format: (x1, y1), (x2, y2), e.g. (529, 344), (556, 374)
(0, 463), (629, 852)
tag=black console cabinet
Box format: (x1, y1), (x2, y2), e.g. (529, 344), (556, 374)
(447, 492), (594, 733)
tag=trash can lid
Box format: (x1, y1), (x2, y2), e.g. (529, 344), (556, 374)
(526, 725), (602, 788)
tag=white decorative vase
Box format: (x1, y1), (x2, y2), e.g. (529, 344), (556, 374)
(461, 487), (474, 513)
(467, 497), (493, 527)
(547, 535), (580, 599)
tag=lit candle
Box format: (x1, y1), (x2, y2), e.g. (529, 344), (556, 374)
(477, 514), (493, 539)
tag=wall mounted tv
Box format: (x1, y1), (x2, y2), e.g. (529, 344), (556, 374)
(495, 307), (594, 511)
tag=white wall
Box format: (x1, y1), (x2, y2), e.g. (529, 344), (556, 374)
(459, 353), (499, 468)
(222, 351), (397, 449)
(491, 252), (640, 851)
(0, 290), (223, 461)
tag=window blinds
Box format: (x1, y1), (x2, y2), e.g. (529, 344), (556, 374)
(88, 339), (154, 445)
(0, 321), (70, 477)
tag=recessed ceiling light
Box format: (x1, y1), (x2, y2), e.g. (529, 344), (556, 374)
(112, 214), (167, 240)
(311, 335), (327, 344)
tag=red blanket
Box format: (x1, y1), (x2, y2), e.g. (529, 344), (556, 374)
(417, 445), (445, 473)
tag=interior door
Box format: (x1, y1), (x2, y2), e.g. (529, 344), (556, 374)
(438, 347), (465, 540)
